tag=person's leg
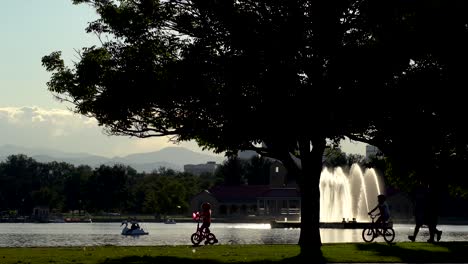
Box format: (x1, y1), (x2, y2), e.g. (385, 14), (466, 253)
(427, 223), (436, 242)
(427, 211), (442, 241)
(414, 223), (421, 236)
(200, 222), (211, 234)
(375, 217), (382, 234)
(199, 223), (207, 233)
(408, 223), (422, 242)
(436, 226), (442, 242)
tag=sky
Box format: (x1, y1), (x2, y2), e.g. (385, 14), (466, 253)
(0, 1), (366, 158)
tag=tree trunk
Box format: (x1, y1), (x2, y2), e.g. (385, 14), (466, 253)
(297, 137), (326, 261)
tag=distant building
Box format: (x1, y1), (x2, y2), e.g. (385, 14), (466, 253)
(269, 160), (288, 187)
(31, 206), (49, 222)
(190, 159), (300, 220)
(257, 188), (301, 217)
(184, 161), (219, 176)
(191, 186), (270, 216)
(190, 186), (301, 220)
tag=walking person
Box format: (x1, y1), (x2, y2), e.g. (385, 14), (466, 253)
(408, 182), (428, 242)
(408, 182), (442, 242)
(426, 185), (443, 242)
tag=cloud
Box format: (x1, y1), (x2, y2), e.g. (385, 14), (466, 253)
(0, 106), (361, 158)
(0, 106), (216, 157)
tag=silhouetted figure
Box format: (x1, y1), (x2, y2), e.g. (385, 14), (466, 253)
(408, 182), (428, 242)
(200, 202), (212, 233)
(129, 217), (140, 231)
(426, 185), (442, 242)
(368, 194), (390, 224)
(408, 183), (442, 242)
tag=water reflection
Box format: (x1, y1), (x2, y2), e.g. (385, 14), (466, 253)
(0, 223), (466, 247)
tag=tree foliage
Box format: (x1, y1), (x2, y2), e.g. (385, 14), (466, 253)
(214, 155), (273, 185)
(322, 147), (347, 169)
(345, 1), (468, 198)
(0, 155), (211, 216)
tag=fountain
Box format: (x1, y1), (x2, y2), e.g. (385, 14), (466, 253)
(320, 163), (384, 223)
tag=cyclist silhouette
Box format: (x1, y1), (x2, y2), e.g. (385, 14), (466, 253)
(368, 194), (390, 225)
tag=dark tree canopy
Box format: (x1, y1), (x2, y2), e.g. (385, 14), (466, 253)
(43, 0), (380, 149)
(345, 1), (468, 194)
(43, 0), (468, 258)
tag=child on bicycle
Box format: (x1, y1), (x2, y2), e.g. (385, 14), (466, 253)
(368, 194), (390, 225)
(199, 202), (212, 234)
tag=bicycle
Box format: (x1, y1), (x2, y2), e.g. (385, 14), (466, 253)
(362, 214), (395, 243)
(190, 212), (218, 246)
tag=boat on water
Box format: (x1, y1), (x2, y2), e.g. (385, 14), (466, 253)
(64, 217), (92, 223)
(121, 220), (149, 236)
(165, 218), (176, 224)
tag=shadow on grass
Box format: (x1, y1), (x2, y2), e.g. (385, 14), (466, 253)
(355, 242), (468, 263)
(99, 255), (309, 264)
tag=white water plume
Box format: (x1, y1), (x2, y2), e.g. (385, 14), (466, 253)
(319, 164), (384, 222)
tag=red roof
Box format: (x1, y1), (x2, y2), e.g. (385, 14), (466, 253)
(261, 188), (300, 198)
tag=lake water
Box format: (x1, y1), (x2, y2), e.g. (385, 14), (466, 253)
(0, 223), (467, 247)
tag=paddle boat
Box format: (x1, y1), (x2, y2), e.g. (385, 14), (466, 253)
(121, 220), (149, 236)
(164, 218), (176, 224)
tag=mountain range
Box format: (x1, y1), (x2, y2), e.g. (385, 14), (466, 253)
(0, 144), (226, 173)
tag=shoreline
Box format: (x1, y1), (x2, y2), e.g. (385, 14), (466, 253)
(3, 215), (468, 225)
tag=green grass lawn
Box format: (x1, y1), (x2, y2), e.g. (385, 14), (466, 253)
(0, 242), (467, 264)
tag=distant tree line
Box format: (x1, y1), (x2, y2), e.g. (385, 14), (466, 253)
(0, 154), (275, 216)
(0, 151), (357, 216)
(0, 154), (209, 216)
(10, 151), (466, 218)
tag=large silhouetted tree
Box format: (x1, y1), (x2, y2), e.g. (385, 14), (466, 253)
(42, 0), (468, 259)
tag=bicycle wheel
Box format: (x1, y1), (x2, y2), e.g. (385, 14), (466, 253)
(383, 228), (395, 243)
(191, 233), (202, 245)
(362, 228), (375, 242)
(206, 233), (218, 245)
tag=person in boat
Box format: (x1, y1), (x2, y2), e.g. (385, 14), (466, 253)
(165, 218), (176, 224)
(130, 217), (140, 231)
